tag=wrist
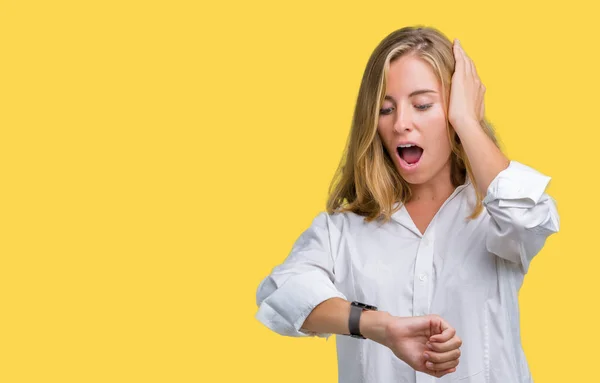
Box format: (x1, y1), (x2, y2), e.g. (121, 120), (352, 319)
(451, 117), (481, 134)
(360, 310), (393, 343)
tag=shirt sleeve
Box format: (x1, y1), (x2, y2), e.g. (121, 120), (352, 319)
(483, 160), (560, 273)
(254, 212), (348, 339)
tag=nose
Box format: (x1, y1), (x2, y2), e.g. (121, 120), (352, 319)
(392, 106), (413, 133)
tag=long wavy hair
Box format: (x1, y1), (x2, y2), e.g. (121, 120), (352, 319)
(326, 25), (501, 224)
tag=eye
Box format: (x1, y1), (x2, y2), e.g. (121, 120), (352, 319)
(379, 104), (433, 115)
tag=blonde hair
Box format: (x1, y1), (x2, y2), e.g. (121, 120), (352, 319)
(326, 25), (501, 224)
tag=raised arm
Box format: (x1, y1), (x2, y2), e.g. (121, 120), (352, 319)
(482, 160), (560, 273)
(447, 40), (560, 273)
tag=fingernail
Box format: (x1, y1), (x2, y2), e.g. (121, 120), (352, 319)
(424, 353), (430, 359)
(426, 361), (433, 368)
(426, 342), (433, 349)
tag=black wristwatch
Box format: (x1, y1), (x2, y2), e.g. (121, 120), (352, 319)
(348, 301), (378, 339)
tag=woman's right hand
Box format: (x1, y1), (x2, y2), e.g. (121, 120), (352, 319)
(362, 313), (462, 378)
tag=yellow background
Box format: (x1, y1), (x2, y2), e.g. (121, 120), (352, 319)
(1, 1), (596, 382)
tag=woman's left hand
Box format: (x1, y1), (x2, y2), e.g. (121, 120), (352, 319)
(447, 39), (486, 130)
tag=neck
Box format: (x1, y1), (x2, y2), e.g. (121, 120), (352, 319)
(407, 160), (454, 204)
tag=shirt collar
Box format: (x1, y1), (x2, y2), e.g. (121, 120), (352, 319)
(390, 174), (472, 236)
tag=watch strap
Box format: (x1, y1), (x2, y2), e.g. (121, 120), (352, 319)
(348, 301), (378, 339)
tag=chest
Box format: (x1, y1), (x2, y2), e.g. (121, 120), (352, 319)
(333, 208), (499, 313)
(404, 201), (443, 235)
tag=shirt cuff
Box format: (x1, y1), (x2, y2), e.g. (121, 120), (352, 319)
(483, 160), (552, 208)
(255, 269), (347, 339)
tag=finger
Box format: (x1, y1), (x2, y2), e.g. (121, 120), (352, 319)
(461, 43), (484, 88)
(466, 52), (475, 78)
(426, 359), (460, 372)
(428, 315), (450, 341)
(453, 39), (463, 70)
(471, 59), (480, 81)
(454, 40), (468, 74)
(429, 315), (443, 337)
(458, 40), (473, 78)
(427, 336), (462, 352)
(430, 325), (455, 343)
(480, 101), (485, 121)
(424, 348), (460, 364)
(427, 366), (457, 378)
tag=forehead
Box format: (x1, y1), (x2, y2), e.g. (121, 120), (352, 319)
(385, 54), (441, 95)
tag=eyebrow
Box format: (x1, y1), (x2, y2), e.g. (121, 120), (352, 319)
(384, 89), (437, 102)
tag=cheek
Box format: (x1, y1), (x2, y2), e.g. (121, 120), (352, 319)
(423, 116), (452, 157)
(376, 122), (394, 145)
(377, 118), (392, 134)
(421, 106), (446, 126)
(430, 136), (452, 160)
(416, 107), (446, 134)
(376, 127), (390, 153)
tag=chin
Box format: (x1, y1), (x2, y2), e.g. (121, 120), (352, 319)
(396, 158), (451, 186)
(398, 171), (431, 185)
(394, 158), (430, 185)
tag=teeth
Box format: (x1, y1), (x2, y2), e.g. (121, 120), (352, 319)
(398, 144), (415, 148)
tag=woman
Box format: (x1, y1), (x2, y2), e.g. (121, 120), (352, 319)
(254, 26), (559, 383)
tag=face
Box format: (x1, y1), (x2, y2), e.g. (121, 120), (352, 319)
(377, 53), (452, 186)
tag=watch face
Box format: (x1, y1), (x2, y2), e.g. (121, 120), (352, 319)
(352, 301), (378, 311)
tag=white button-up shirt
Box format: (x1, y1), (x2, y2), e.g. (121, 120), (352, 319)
(255, 161), (560, 383)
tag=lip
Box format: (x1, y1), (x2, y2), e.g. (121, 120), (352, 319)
(396, 140), (421, 148)
(395, 142), (423, 172)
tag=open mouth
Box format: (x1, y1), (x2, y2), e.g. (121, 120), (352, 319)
(396, 144), (423, 167)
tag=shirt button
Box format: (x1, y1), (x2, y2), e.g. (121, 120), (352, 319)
(419, 273), (427, 281)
